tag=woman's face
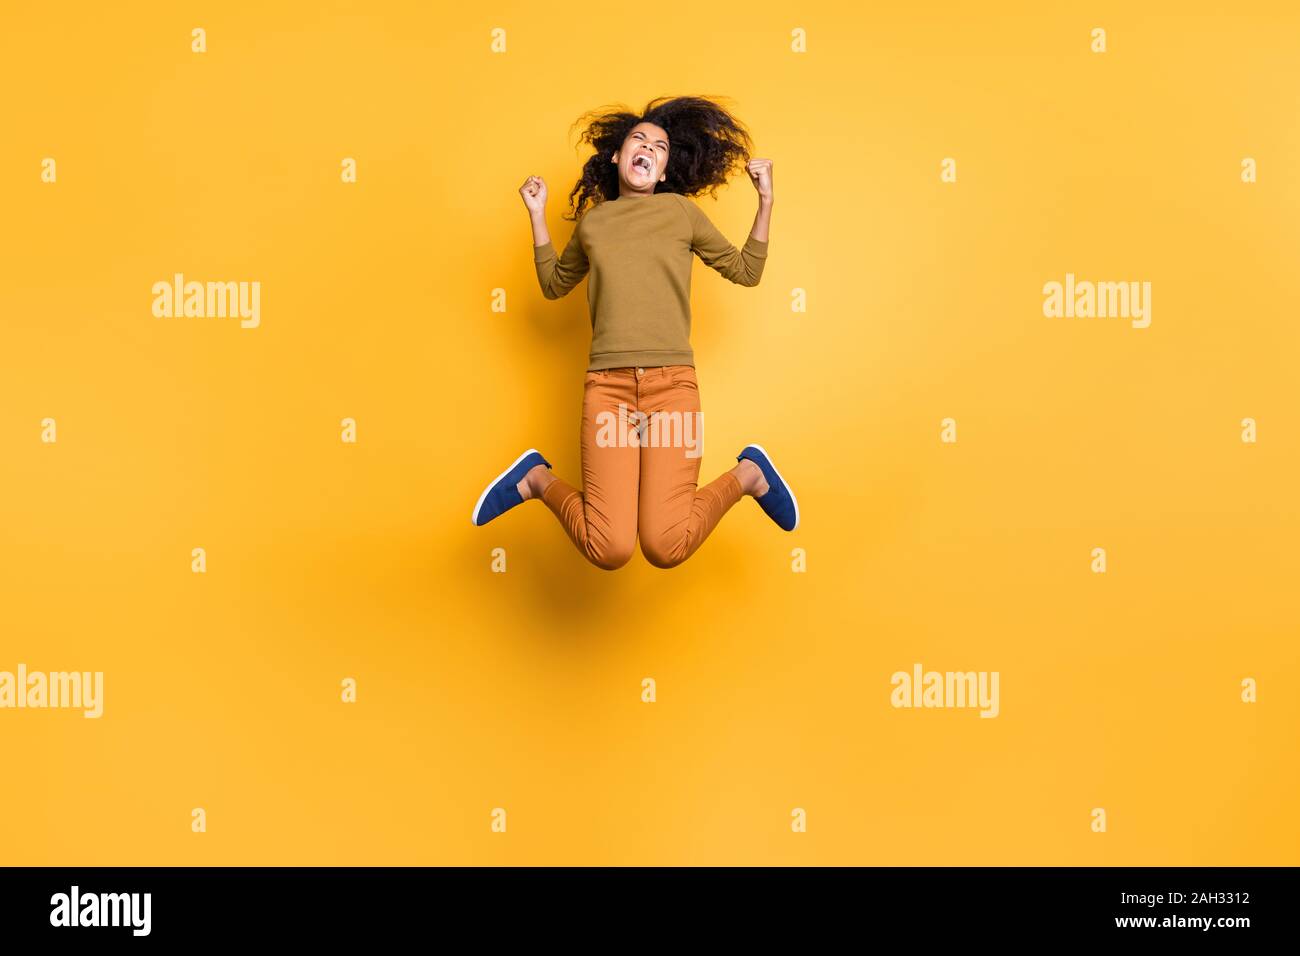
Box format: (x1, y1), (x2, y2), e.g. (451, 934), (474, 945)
(612, 121), (669, 195)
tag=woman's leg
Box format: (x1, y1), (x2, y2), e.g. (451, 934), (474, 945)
(532, 368), (640, 571)
(635, 366), (749, 569)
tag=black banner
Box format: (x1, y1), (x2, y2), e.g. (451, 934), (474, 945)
(0, 866), (1289, 942)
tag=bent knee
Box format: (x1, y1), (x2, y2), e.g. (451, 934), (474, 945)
(589, 539), (635, 571)
(639, 536), (688, 570)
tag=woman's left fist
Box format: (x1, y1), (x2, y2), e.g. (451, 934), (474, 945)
(746, 158), (773, 200)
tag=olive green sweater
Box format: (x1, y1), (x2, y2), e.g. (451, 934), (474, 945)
(533, 191), (768, 370)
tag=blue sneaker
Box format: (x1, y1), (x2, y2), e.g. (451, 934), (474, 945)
(736, 444), (799, 531)
(471, 448), (552, 526)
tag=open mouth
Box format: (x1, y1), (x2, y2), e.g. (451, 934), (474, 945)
(631, 154), (654, 176)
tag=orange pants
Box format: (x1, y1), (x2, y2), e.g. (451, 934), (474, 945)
(540, 365), (744, 570)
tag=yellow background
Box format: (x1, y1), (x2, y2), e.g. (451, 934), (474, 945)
(2, 1), (1297, 865)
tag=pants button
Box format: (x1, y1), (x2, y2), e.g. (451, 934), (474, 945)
(636, 367), (644, 377)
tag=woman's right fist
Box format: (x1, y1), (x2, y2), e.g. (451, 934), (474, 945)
(520, 175), (547, 214)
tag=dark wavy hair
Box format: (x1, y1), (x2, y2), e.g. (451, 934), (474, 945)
(561, 95), (753, 221)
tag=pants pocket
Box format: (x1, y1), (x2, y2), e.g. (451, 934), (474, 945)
(669, 366), (698, 391)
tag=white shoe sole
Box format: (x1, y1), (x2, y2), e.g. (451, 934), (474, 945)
(471, 448), (541, 526)
(743, 443), (799, 531)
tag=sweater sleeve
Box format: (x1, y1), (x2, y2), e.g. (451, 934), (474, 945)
(533, 228), (590, 300)
(679, 195), (767, 287)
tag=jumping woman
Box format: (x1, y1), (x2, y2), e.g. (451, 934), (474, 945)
(471, 95), (798, 570)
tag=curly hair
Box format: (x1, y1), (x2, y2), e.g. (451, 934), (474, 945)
(561, 95), (753, 221)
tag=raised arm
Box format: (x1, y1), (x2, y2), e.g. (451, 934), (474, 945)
(679, 196), (768, 286)
(520, 174), (589, 299)
(677, 159), (773, 287)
